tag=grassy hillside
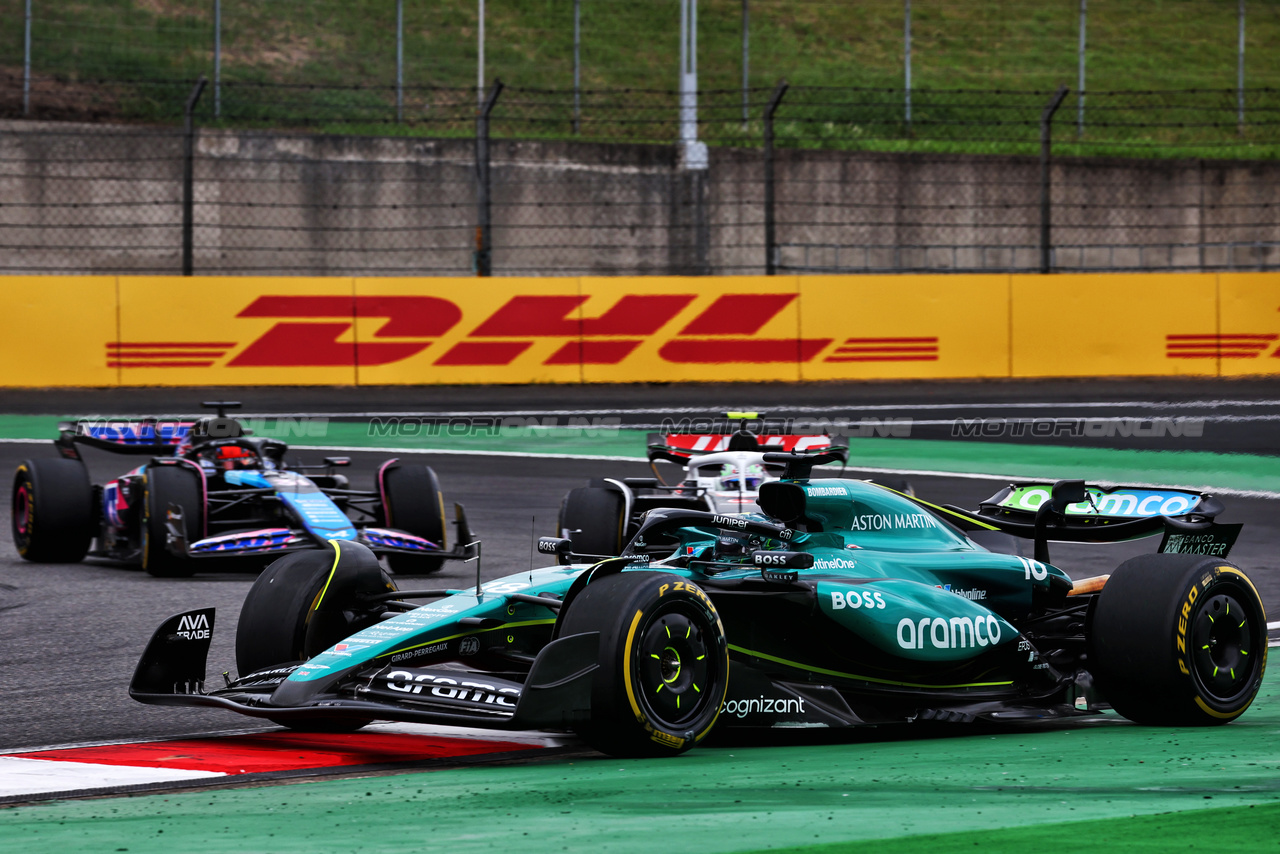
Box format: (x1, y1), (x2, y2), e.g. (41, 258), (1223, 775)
(1, 1), (1278, 157)
(4, 1), (1277, 95)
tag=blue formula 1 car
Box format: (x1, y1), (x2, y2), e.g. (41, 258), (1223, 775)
(131, 452), (1266, 757)
(12, 403), (473, 577)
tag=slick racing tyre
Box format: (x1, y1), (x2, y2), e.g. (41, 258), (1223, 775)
(559, 571), (729, 757)
(140, 464), (202, 578)
(1091, 554), (1267, 726)
(559, 486), (626, 557)
(381, 463), (448, 574)
(11, 458), (94, 563)
(237, 540), (397, 733)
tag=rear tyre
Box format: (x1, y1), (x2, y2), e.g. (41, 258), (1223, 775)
(141, 464), (202, 578)
(558, 571), (729, 757)
(11, 458), (95, 563)
(1091, 554), (1267, 726)
(382, 463), (448, 574)
(559, 487), (626, 557)
(237, 541), (396, 733)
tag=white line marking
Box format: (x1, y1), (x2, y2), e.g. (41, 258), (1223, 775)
(0, 756), (224, 798)
(0, 727), (274, 757)
(0, 723), (568, 800)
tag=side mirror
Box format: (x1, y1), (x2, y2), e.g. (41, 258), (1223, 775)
(537, 537), (574, 564)
(324, 456), (352, 468)
(1035, 480), (1088, 564)
(1048, 479), (1087, 514)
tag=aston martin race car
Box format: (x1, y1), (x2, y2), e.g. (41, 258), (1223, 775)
(12, 403), (473, 577)
(558, 413), (910, 555)
(131, 452), (1266, 758)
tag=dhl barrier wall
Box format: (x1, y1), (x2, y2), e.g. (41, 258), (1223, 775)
(5, 273), (1279, 386)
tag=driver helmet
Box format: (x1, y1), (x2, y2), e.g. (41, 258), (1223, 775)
(720, 463), (765, 490)
(212, 444), (259, 471)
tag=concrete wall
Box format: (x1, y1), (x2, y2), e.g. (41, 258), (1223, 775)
(0, 119), (1276, 276)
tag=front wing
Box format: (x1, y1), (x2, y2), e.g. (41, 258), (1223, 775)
(163, 504), (479, 563)
(129, 609), (600, 731)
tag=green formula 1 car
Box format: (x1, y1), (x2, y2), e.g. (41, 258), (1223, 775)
(132, 452), (1267, 757)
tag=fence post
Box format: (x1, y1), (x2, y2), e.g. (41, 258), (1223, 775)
(477, 0), (486, 111)
(763, 79), (789, 276)
(1039, 85), (1069, 275)
(214, 0), (221, 118)
(1077, 0), (1086, 137)
(23, 0), (31, 116)
(741, 0), (749, 130)
(182, 76), (208, 277)
(573, 0), (580, 134)
(1238, 0), (1246, 135)
(396, 0), (404, 123)
(904, 0), (912, 129)
(475, 79), (503, 277)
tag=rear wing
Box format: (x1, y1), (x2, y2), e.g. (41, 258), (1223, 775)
(55, 419), (195, 458)
(979, 483), (1220, 521)
(931, 480), (1240, 562)
(647, 432), (848, 465)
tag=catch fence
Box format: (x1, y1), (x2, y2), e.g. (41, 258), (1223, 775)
(0, 80), (1277, 276)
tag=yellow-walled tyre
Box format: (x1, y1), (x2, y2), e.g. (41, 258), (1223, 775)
(1091, 554), (1267, 725)
(559, 571), (729, 757)
(237, 541), (395, 733)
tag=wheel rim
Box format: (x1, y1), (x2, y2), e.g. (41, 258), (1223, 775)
(13, 483), (31, 538)
(635, 604), (718, 729)
(1190, 588), (1260, 705)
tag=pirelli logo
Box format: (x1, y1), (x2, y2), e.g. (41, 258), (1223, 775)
(106, 292), (935, 370)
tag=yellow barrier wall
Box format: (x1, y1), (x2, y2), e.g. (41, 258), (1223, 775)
(1009, 273), (1220, 378)
(5, 277), (120, 387)
(799, 275), (1010, 380)
(1218, 273), (1280, 379)
(4, 273), (1278, 386)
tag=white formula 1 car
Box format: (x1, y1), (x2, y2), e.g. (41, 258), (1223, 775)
(558, 413), (912, 556)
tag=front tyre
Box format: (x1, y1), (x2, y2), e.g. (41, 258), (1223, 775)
(237, 541), (396, 674)
(12, 458), (94, 563)
(381, 463), (448, 575)
(1091, 554), (1267, 726)
(237, 541), (395, 733)
(141, 464), (202, 578)
(558, 572), (729, 757)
